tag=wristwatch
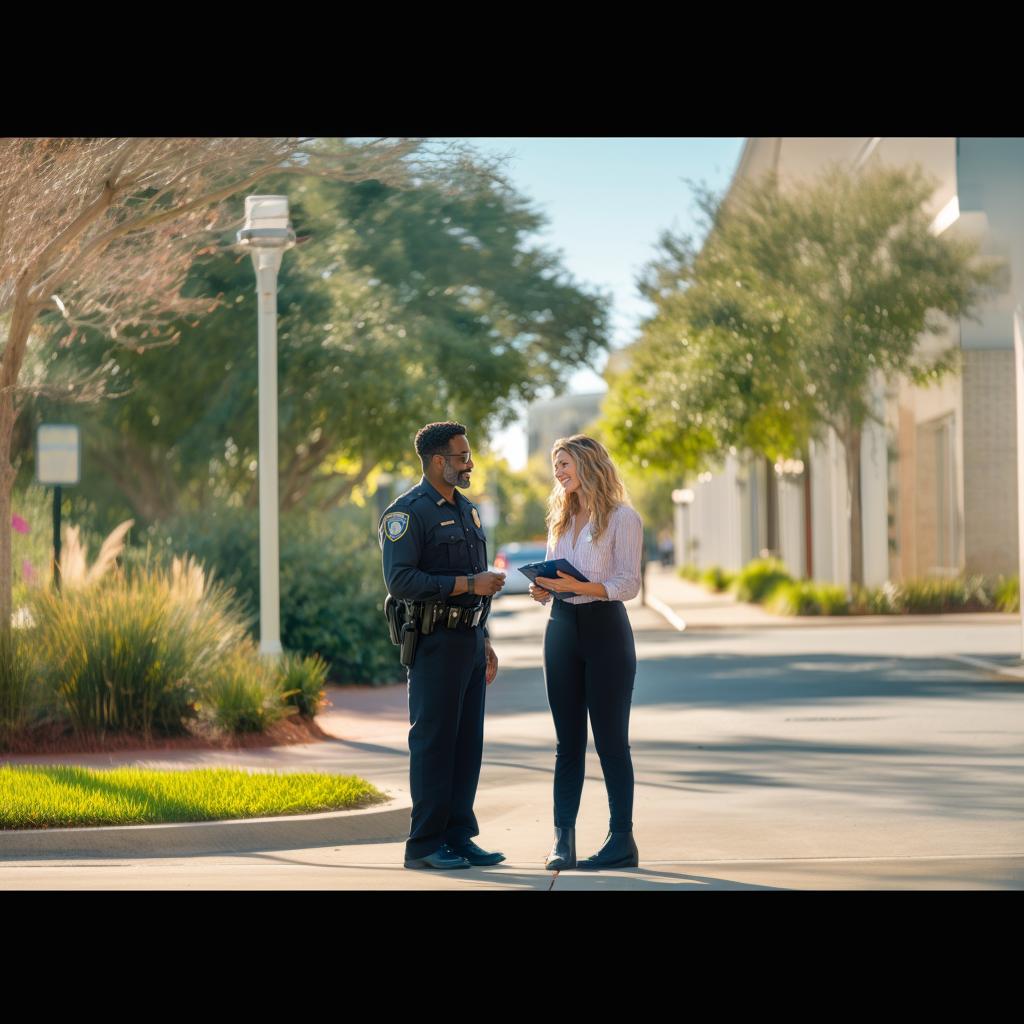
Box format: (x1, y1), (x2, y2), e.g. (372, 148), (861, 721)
(467, 573), (475, 595)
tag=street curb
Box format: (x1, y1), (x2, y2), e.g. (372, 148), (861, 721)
(945, 654), (1024, 681)
(0, 790), (412, 859)
(644, 595), (687, 632)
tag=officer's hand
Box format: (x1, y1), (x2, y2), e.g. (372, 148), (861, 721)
(474, 571), (506, 596)
(485, 639), (498, 685)
(529, 582), (552, 604)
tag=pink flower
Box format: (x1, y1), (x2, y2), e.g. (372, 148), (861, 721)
(22, 559), (34, 582)
(12, 515), (29, 534)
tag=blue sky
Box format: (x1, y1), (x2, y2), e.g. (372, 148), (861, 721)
(450, 137), (746, 467)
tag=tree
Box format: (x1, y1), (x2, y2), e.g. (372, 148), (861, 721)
(27, 157), (611, 529)
(0, 137), (464, 624)
(604, 165), (1000, 586)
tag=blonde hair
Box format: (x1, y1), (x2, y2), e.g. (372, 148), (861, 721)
(547, 435), (631, 544)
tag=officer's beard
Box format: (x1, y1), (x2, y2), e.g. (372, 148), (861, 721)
(442, 463), (470, 489)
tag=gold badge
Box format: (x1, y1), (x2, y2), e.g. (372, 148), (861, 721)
(471, 507), (481, 528)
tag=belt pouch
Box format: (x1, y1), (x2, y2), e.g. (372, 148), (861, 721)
(399, 621), (419, 667)
(384, 594), (402, 646)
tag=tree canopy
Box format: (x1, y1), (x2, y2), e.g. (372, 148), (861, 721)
(26, 150), (612, 530)
(604, 163), (1000, 584)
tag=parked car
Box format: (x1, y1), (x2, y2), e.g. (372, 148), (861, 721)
(491, 541), (549, 596)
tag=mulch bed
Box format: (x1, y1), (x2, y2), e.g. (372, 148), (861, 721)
(1, 715), (335, 756)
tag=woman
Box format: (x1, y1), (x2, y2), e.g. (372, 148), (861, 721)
(530, 434), (643, 871)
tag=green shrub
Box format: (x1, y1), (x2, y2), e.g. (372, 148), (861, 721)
(763, 574), (1017, 617)
(677, 564), (702, 582)
(767, 581), (849, 616)
(28, 559), (249, 737)
(11, 485), (55, 613)
(733, 559), (793, 604)
(278, 652), (328, 718)
(152, 508), (401, 685)
(991, 576), (1020, 613)
(818, 586), (851, 615)
(700, 566), (735, 592)
(200, 641), (292, 734)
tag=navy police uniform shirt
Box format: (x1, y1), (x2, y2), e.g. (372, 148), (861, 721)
(379, 476), (491, 633)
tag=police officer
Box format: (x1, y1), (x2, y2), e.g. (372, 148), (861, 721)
(379, 421), (507, 870)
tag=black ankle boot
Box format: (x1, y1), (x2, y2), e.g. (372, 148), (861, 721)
(545, 826), (576, 870)
(577, 831), (639, 870)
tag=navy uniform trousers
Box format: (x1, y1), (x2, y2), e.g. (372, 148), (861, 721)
(405, 625), (488, 860)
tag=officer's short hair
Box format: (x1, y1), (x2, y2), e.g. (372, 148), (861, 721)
(415, 421), (467, 470)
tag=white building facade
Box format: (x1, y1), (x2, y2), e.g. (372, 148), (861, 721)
(679, 137), (1024, 587)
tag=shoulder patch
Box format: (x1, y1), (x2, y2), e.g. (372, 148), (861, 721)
(382, 511), (410, 542)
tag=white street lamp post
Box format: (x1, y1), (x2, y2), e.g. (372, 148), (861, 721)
(237, 196), (295, 656)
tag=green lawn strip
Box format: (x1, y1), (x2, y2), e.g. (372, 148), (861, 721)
(0, 765), (389, 829)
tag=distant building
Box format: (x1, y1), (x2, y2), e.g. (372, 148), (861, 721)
(527, 392), (605, 460)
(679, 137), (1024, 585)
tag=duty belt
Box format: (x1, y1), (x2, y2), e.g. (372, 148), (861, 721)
(413, 600), (485, 633)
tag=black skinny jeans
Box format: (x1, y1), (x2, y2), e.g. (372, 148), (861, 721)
(543, 598), (637, 832)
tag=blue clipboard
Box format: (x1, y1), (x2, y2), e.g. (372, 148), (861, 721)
(518, 558), (590, 601)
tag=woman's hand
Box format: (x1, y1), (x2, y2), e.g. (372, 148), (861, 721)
(534, 572), (608, 600)
(529, 582), (553, 604)
(534, 570), (583, 594)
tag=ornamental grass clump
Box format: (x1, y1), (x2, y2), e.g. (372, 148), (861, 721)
(897, 576), (991, 614)
(733, 558), (793, 604)
(200, 641), (292, 735)
(28, 557), (249, 737)
(677, 564), (702, 582)
(0, 629), (36, 747)
(277, 652), (328, 719)
(850, 582), (902, 615)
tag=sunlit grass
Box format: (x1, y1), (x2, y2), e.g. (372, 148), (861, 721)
(0, 765), (388, 829)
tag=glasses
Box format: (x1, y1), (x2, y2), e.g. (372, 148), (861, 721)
(440, 451), (472, 466)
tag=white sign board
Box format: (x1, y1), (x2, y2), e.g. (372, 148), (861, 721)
(36, 424), (80, 485)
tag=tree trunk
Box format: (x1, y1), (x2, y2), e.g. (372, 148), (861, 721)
(844, 425), (864, 590)
(0, 454), (14, 631)
(0, 289), (39, 630)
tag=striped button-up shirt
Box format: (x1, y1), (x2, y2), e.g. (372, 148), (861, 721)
(545, 504), (644, 605)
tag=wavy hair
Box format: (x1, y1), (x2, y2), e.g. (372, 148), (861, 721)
(546, 435), (631, 544)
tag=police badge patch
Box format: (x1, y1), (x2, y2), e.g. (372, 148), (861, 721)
(471, 507), (481, 529)
(383, 511), (410, 542)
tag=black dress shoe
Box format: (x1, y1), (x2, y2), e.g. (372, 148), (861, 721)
(576, 831), (639, 870)
(404, 847), (472, 870)
(444, 839), (506, 866)
(545, 826), (576, 871)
